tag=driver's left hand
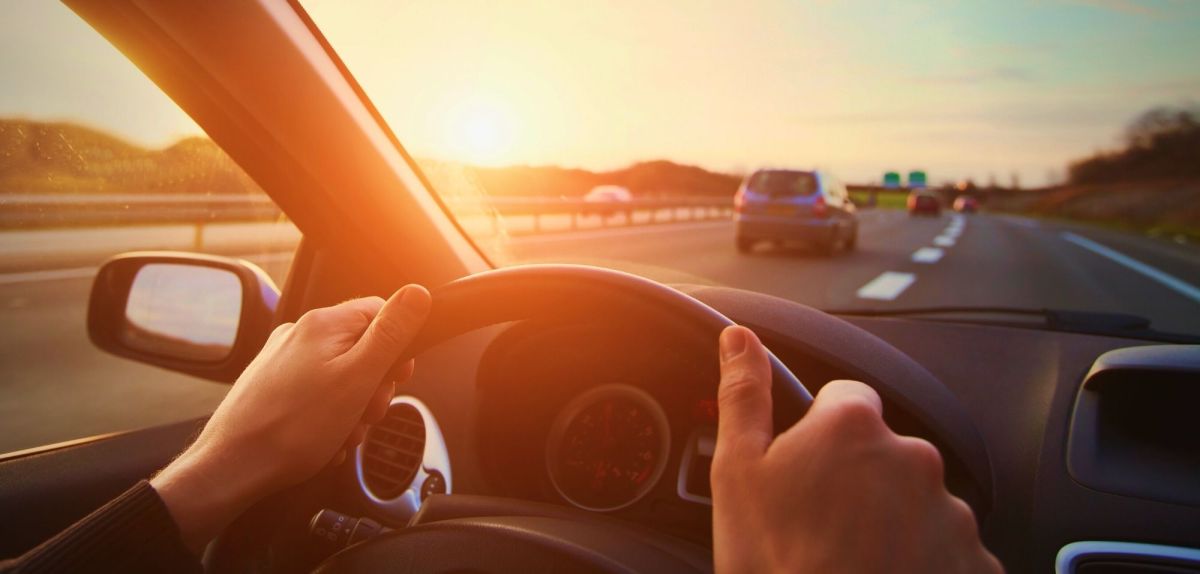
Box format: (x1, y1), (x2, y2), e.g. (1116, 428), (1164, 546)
(150, 285), (432, 552)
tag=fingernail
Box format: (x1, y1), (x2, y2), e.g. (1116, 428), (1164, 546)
(398, 284), (431, 316)
(720, 327), (748, 362)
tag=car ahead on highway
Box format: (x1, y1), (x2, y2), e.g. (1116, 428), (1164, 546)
(954, 196), (980, 214)
(584, 185), (633, 218)
(584, 185), (632, 203)
(733, 169), (858, 255)
(908, 189), (942, 217)
(3, 2), (1200, 574)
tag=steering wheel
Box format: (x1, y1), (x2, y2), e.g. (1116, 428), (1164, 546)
(311, 264), (813, 573)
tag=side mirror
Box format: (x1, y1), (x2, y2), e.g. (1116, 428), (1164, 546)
(88, 252), (280, 383)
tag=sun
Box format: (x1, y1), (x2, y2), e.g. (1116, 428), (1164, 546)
(445, 98), (515, 166)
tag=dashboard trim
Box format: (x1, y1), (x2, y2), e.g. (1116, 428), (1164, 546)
(676, 427), (715, 506)
(355, 395), (452, 524)
(1056, 540), (1200, 573)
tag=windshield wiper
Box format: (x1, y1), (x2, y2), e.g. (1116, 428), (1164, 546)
(824, 306), (1200, 343)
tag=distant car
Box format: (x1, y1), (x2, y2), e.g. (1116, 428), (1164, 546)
(907, 190), (941, 217)
(953, 195), (979, 213)
(584, 185), (633, 218)
(734, 169), (858, 255)
(584, 185), (633, 203)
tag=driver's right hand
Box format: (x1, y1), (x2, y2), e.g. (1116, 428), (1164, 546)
(711, 326), (1003, 573)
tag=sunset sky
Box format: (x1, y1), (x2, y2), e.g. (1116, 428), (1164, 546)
(3, 0), (1199, 186)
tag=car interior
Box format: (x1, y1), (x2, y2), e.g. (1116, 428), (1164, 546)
(1, 1), (1198, 573)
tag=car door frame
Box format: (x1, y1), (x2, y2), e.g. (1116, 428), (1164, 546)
(1, 0), (487, 557)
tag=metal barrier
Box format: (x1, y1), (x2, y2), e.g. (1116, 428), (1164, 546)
(476, 197), (734, 233)
(1, 194), (735, 234)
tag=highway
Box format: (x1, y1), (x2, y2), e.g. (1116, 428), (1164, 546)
(2, 210), (1198, 453)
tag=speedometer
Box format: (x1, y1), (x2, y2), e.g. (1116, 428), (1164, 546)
(546, 384), (671, 512)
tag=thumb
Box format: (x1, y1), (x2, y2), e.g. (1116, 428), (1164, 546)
(346, 284), (432, 376)
(715, 326), (774, 462)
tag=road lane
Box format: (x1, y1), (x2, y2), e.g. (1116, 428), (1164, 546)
(0, 252), (293, 453)
(1, 211), (1197, 453)
(507, 208), (949, 310)
(1062, 232), (1200, 303)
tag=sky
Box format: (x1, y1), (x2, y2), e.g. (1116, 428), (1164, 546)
(3, 0), (1198, 186)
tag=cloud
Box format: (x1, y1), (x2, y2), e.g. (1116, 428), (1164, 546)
(1060, 0), (1159, 16)
(907, 66), (1035, 86)
(791, 102), (1123, 129)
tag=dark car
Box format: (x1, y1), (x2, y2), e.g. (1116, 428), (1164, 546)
(908, 190), (942, 217)
(954, 195), (980, 213)
(733, 169), (858, 255)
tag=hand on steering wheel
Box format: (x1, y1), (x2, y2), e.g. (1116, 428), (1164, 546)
(151, 286), (433, 552)
(712, 326), (1002, 573)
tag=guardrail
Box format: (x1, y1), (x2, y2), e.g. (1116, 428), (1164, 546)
(475, 197), (734, 233)
(0, 194), (736, 233)
(0, 194), (284, 228)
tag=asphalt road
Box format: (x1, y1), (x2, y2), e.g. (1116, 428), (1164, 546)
(1, 210), (1197, 453)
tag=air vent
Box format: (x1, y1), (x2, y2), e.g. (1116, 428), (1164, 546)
(362, 403), (426, 500)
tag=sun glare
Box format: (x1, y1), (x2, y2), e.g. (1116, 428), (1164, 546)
(445, 99), (515, 166)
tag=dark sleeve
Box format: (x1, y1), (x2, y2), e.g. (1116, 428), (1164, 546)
(0, 480), (203, 574)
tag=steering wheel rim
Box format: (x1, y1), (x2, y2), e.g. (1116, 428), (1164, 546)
(319, 264), (812, 573)
(396, 263), (812, 412)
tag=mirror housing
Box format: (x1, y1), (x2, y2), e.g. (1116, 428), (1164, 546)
(88, 251), (280, 383)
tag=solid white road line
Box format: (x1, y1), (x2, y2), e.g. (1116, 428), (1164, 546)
(0, 266), (97, 286)
(857, 272), (916, 300)
(0, 251), (296, 286)
(1062, 232), (1200, 304)
(934, 235), (956, 247)
(911, 247), (945, 264)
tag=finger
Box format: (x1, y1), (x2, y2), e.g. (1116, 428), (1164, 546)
(346, 423), (368, 448)
(392, 359), (416, 383)
(714, 326), (774, 461)
(267, 322), (295, 341)
(322, 297), (387, 343)
(345, 285), (432, 376)
(363, 380), (396, 425)
(790, 380), (884, 442)
(809, 379), (882, 418)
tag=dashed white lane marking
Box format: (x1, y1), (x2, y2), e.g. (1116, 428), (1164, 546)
(857, 271), (917, 300)
(934, 235), (956, 247)
(911, 247), (945, 264)
(1062, 232), (1200, 303)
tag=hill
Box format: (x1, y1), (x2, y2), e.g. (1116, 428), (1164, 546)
(0, 119), (262, 196)
(1, 118), (741, 200)
(444, 160), (742, 199)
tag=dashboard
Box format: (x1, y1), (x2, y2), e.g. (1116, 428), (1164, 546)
(471, 320), (722, 543)
(334, 292), (1200, 573)
(366, 315), (983, 548)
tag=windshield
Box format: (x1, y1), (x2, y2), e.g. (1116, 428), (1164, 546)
(748, 171), (817, 197)
(303, 1), (1200, 338)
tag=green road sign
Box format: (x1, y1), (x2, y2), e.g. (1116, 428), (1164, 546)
(908, 170), (927, 188)
(883, 171), (901, 188)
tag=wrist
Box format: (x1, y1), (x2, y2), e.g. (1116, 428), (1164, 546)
(150, 442), (272, 552)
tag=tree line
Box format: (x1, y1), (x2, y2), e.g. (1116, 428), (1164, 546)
(1068, 104), (1200, 185)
